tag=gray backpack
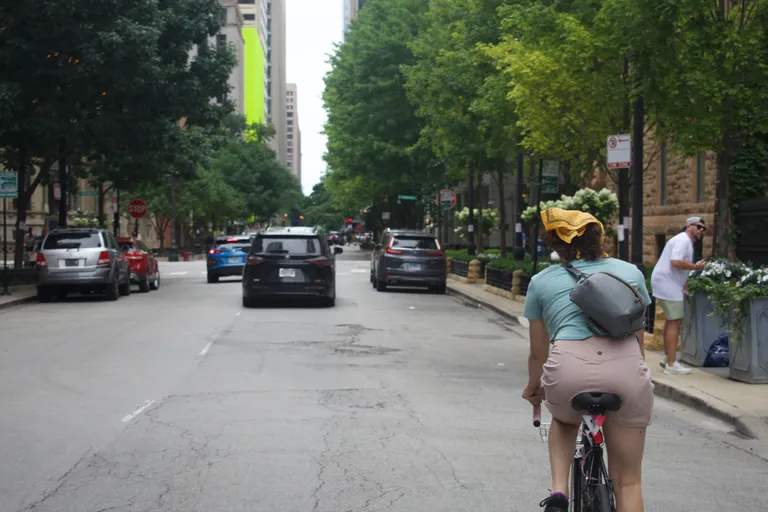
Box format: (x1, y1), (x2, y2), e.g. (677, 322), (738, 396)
(562, 262), (647, 339)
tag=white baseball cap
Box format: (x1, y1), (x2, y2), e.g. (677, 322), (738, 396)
(686, 216), (704, 226)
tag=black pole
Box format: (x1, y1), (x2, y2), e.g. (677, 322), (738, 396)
(443, 170), (450, 246)
(58, 137), (67, 228)
(2, 198), (9, 295)
(532, 159), (543, 275)
(618, 56), (631, 261)
(171, 185), (178, 250)
(134, 219), (139, 238)
(467, 167), (476, 256)
(114, 189), (120, 236)
(631, 94), (645, 272)
(515, 152), (524, 251)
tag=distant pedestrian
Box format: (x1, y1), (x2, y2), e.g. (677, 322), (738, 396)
(650, 216), (707, 375)
(205, 233), (214, 252)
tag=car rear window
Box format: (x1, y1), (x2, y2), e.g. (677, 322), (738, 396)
(216, 238), (251, 250)
(43, 232), (102, 250)
(119, 242), (138, 252)
(391, 236), (439, 250)
(254, 236), (320, 255)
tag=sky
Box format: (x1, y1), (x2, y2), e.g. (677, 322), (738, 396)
(286, 0), (344, 196)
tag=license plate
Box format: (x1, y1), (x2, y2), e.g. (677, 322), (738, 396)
(403, 263), (422, 272)
(65, 259), (79, 267)
(228, 258), (241, 264)
(279, 268), (296, 278)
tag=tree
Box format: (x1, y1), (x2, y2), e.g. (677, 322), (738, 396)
(322, 0), (439, 212)
(602, 0), (768, 257)
(0, 0), (235, 264)
(302, 178), (347, 230)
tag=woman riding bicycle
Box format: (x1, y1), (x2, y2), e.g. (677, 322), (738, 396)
(522, 208), (653, 512)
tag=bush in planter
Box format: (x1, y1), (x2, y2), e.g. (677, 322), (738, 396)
(454, 208), (499, 241)
(521, 188), (619, 229)
(688, 259), (768, 343)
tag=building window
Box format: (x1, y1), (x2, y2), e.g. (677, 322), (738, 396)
(287, 112), (293, 117)
(287, 161), (293, 167)
(287, 134), (293, 139)
(220, 8), (227, 25)
(216, 34), (227, 48)
(238, 0), (255, 4)
(660, 142), (668, 205)
(287, 148), (293, 154)
(244, 13), (256, 21)
(655, 234), (666, 260)
(287, 127), (293, 133)
(287, 120), (293, 125)
(696, 153), (705, 203)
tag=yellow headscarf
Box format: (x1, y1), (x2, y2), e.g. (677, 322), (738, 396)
(540, 207), (607, 257)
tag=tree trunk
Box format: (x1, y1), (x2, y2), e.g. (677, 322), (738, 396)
(712, 148), (733, 258)
(97, 182), (105, 227)
(497, 164), (507, 257)
(13, 154), (52, 266)
(476, 170), (485, 253)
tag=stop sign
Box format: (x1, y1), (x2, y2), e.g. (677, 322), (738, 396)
(127, 199), (148, 219)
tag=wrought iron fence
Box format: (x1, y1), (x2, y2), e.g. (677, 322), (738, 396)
(645, 296), (655, 333)
(0, 266), (38, 287)
(450, 259), (469, 278)
(486, 267), (513, 291)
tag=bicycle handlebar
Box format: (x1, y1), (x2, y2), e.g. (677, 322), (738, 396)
(533, 404), (541, 427)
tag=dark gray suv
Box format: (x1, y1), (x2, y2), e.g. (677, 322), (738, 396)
(370, 229), (446, 293)
(36, 228), (131, 302)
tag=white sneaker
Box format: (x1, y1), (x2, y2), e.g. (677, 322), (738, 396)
(664, 361), (692, 375)
(659, 355), (667, 369)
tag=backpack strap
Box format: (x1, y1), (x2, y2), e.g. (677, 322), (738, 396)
(562, 261), (589, 282)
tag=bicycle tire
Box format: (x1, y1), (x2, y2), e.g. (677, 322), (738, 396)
(593, 484), (614, 512)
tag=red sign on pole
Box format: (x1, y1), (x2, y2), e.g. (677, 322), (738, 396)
(127, 199), (148, 219)
(435, 189), (457, 208)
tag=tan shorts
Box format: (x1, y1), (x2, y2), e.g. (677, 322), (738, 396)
(657, 299), (684, 320)
(541, 336), (654, 428)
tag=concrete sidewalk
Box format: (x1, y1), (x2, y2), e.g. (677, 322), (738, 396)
(0, 284), (37, 310)
(447, 279), (768, 440)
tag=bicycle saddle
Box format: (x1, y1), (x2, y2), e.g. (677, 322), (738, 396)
(572, 392), (622, 412)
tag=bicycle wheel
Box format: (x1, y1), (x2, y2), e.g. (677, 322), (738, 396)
(593, 484), (614, 512)
(570, 455), (583, 512)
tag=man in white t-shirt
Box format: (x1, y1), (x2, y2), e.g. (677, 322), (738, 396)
(651, 217), (707, 375)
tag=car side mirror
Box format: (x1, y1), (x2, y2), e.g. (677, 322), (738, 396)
(334, 246), (343, 255)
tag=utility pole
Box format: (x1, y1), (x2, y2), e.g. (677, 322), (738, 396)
(443, 169), (450, 246)
(631, 93), (645, 273)
(618, 56), (630, 261)
(515, 152), (524, 258)
(532, 159), (543, 275)
(467, 167), (476, 256)
(113, 189), (120, 236)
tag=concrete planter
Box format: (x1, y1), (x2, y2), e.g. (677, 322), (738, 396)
(681, 293), (731, 367)
(729, 297), (768, 384)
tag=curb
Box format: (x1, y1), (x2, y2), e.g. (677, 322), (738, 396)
(0, 294), (37, 310)
(447, 283), (766, 440)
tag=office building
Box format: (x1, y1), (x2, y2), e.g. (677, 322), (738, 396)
(217, 0), (246, 115)
(343, 0), (368, 32)
(285, 84), (301, 182)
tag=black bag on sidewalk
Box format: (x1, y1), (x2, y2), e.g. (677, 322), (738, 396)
(562, 262), (647, 339)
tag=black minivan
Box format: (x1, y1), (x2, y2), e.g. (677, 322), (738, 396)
(242, 227), (343, 307)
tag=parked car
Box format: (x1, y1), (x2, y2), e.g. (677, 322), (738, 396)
(242, 226), (343, 307)
(117, 237), (160, 292)
(36, 228), (131, 301)
(207, 236), (252, 283)
(370, 229), (446, 294)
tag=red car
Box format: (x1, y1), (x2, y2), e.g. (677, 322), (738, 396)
(117, 237), (161, 292)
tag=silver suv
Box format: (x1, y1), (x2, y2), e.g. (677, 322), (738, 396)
(371, 229), (447, 294)
(36, 228), (131, 302)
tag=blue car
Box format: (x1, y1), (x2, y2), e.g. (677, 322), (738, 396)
(207, 236), (252, 283)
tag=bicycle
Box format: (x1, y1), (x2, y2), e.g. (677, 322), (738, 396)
(533, 392), (619, 512)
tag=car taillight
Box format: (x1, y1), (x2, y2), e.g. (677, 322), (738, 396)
(36, 253), (47, 268)
(246, 255), (264, 265)
(308, 257), (331, 266)
(97, 251), (110, 266)
(385, 248), (403, 255)
(209, 249), (222, 255)
(426, 250), (444, 256)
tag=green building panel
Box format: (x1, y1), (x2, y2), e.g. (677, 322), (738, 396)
(243, 27), (265, 125)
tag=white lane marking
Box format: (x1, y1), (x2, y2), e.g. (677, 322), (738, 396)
(409, 306), (415, 310)
(351, 268), (369, 273)
(121, 400), (156, 423)
(170, 271), (188, 276)
(200, 271), (207, 275)
(199, 341), (213, 356)
(236, 311), (241, 317)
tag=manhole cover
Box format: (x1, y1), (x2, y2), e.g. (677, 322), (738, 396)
(452, 334), (505, 340)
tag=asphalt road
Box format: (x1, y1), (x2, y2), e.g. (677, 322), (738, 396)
(0, 249), (766, 512)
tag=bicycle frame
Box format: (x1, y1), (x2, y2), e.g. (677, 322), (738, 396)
(572, 411), (613, 512)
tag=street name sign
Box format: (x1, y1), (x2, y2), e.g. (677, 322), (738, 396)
(542, 161), (560, 194)
(0, 172), (18, 199)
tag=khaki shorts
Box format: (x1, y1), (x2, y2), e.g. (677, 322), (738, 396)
(658, 299), (684, 321)
(541, 336), (654, 428)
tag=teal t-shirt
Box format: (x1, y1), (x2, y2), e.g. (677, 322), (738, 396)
(523, 258), (652, 342)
